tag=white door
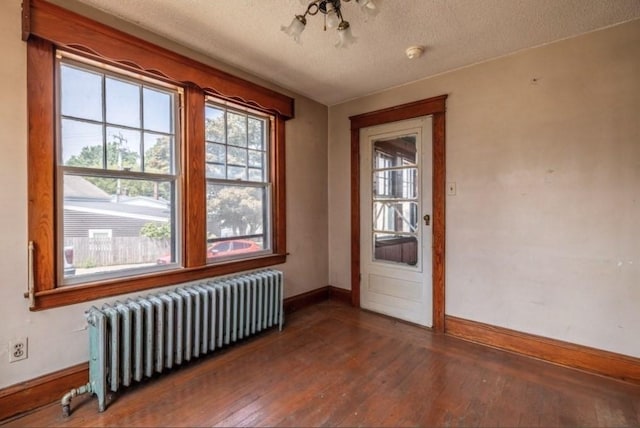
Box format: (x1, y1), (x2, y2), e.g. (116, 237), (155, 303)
(360, 116), (433, 326)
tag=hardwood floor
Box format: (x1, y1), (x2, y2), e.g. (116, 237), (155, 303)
(4, 300), (639, 427)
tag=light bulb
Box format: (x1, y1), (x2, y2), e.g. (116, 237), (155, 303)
(281, 15), (307, 43)
(325, 2), (340, 28)
(358, 0), (379, 17)
(326, 12), (340, 28)
(335, 21), (356, 48)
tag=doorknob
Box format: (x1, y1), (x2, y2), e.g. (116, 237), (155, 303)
(423, 214), (430, 226)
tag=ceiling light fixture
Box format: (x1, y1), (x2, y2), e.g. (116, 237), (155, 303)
(281, 0), (379, 48)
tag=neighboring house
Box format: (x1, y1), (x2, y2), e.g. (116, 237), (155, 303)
(63, 175), (171, 267)
(63, 175), (170, 239)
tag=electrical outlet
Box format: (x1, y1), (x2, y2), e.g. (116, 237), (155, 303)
(9, 338), (28, 363)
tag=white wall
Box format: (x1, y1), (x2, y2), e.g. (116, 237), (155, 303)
(0, 0), (328, 388)
(329, 19), (640, 358)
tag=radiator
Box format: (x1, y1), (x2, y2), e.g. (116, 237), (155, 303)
(61, 269), (284, 416)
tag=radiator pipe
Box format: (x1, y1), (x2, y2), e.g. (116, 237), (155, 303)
(61, 382), (92, 417)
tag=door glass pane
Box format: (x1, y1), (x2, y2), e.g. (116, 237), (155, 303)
(373, 135), (417, 167)
(374, 234), (418, 266)
(373, 201), (418, 233)
(373, 168), (417, 199)
(372, 134), (418, 266)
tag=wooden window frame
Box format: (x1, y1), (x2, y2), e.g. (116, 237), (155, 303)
(24, 0), (293, 310)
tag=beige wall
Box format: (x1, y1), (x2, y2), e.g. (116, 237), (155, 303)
(0, 0), (328, 388)
(329, 19), (640, 358)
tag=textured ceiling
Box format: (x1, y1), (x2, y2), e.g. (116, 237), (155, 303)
(75, 0), (640, 106)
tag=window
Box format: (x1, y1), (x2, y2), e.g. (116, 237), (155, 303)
(59, 56), (180, 284)
(205, 102), (271, 262)
(25, 0), (293, 309)
(88, 230), (113, 239)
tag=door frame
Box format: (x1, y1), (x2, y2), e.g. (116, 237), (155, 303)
(349, 95), (447, 332)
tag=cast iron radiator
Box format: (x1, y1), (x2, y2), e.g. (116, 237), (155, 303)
(61, 269), (284, 416)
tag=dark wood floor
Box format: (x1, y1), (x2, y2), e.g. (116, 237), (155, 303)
(5, 300), (640, 427)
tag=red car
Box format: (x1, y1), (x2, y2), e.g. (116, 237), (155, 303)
(156, 239), (262, 264)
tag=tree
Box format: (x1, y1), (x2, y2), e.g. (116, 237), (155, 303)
(66, 141), (139, 169)
(140, 222), (171, 244)
(207, 186), (263, 237)
(205, 113), (263, 149)
(144, 137), (171, 174)
(67, 137), (172, 200)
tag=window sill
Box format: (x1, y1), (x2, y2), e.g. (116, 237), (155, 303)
(30, 253), (287, 311)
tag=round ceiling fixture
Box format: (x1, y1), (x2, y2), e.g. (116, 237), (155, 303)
(405, 45), (425, 59)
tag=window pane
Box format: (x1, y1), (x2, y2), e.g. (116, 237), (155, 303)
(373, 168), (417, 199)
(206, 237), (264, 260)
(373, 135), (417, 167)
(248, 117), (264, 150)
(62, 174), (176, 280)
(143, 87), (172, 133)
(106, 77), (140, 128)
(144, 133), (172, 174)
(248, 168), (264, 182)
(205, 106), (225, 143)
(206, 142), (225, 164)
(106, 127), (142, 171)
(373, 201), (418, 233)
(227, 146), (247, 167)
(227, 166), (247, 180)
(227, 112), (247, 147)
(206, 183), (267, 257)
(206, 163), (225, 179)
(60, 64), (102, 121)
(248, 150), (263, 169)
(374, 234), (418, 266)
(61, 119), (104, 167)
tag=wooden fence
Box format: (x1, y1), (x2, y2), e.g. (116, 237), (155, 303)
(65, 237), (170, 268)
